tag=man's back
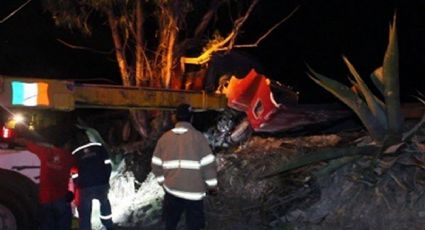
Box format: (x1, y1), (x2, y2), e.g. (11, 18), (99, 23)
(151, 103), (218, 230)
(152, 121), (217, 201)
(72, 143), (111, 188)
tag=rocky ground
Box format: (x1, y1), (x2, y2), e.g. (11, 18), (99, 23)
(85, 122), (425, 230)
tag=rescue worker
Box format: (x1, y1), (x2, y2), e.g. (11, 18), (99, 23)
(151, 103), (218, 230)
(16, 136), (75, 230)
(71, 129), (114, 230)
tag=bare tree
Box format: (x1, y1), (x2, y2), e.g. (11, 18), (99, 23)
(42, 0), (295, 148)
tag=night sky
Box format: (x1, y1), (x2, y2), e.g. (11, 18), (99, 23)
(0, 0), (424, 103)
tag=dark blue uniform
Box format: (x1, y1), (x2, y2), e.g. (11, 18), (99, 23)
(72, 142), (113, 230)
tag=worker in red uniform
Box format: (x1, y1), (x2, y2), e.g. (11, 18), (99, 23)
(17, 137), (75, 230)
(151, 103), (218, 230)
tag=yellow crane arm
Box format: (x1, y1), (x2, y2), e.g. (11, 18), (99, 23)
(0, 76), (227, 111)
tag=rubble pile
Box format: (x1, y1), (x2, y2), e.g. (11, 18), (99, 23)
(106, 124), (425, 229)
(205, 135), (346, 229)
(285, 140), (425, 229)
(207, 128), (425, 229)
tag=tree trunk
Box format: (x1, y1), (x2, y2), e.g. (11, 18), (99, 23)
(107, 6), (152, 139)
(107, 9), (130, 86)
(135, 0), (146, 87)
(158, 9), (177, 88)
(164, 26), (176, 88)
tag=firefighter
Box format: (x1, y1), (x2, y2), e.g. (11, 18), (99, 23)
(71, 129), (114, 230)
(16, 136), (75, 230)
(151, 103), (218, 230)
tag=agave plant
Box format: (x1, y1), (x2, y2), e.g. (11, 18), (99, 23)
(308, 15), (424, 147)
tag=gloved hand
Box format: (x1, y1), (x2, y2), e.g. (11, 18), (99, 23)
(207, 187), (218, 196)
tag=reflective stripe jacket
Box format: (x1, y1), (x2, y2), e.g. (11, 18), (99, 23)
(71, 142), (112, 189)
(151, 122), (217, 201)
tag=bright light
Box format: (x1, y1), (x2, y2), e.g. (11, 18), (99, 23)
(2, 126), (13, 138)
(71, 128), (164, 228)
(13, 114), (24, 123)
(89, 160), (164, 229)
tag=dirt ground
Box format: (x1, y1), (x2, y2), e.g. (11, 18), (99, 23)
(205, 130), (425, 229)
(87, 123), (425, 229)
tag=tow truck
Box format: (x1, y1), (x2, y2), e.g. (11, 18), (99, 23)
(0, 106), (42, 229)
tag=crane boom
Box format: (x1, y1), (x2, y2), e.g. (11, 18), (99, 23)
(0, 76), (227, 111)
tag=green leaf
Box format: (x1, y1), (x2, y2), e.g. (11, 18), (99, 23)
(343, 56), (387, 128)
(348, 77), (385, 109)
(308, 66), (386, 143)
(370, 67), (385, 96)
(383, 14), (403, 142)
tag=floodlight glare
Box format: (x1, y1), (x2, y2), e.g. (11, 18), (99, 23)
(13, 114), (24, 123)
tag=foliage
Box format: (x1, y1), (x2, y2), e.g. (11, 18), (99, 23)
(308, 15), (410, 146)
(42, 0), (227, 87)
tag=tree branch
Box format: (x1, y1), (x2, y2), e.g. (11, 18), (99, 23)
(180, 31), (235, 66)
(227, 0), (260, 50)
(56, 39), (114, 54)
(180, 3), (300, 70)
(193, 0), (223, 38)
(0, 0), (32, 24)
(174, 0), (224, 60)
(179, 0), (259, 68)
(231, 5), (300, 48)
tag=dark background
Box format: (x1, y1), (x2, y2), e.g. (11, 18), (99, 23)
(0, 0), (424, 103)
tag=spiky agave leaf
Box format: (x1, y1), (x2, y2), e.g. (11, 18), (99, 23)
(348, 78), (386, 111)
(371, 67), (385, 96)
(343, 56), (387, 128)
(348, 77), (386, 109)
(383, 14), (403, 142)
(348, 77), (361, 95)
(308, 66), (386, 143)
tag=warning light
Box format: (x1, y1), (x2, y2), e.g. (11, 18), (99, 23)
(13, 114), (24, 123)
(2, 126), (14, 139)
(5, 113), (25, 129)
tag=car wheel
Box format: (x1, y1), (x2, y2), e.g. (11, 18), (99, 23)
(0, 191), (33, 230)
(0, 202), (18, 230)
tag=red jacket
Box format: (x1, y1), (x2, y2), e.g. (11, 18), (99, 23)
(27, 142), (75, 204)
